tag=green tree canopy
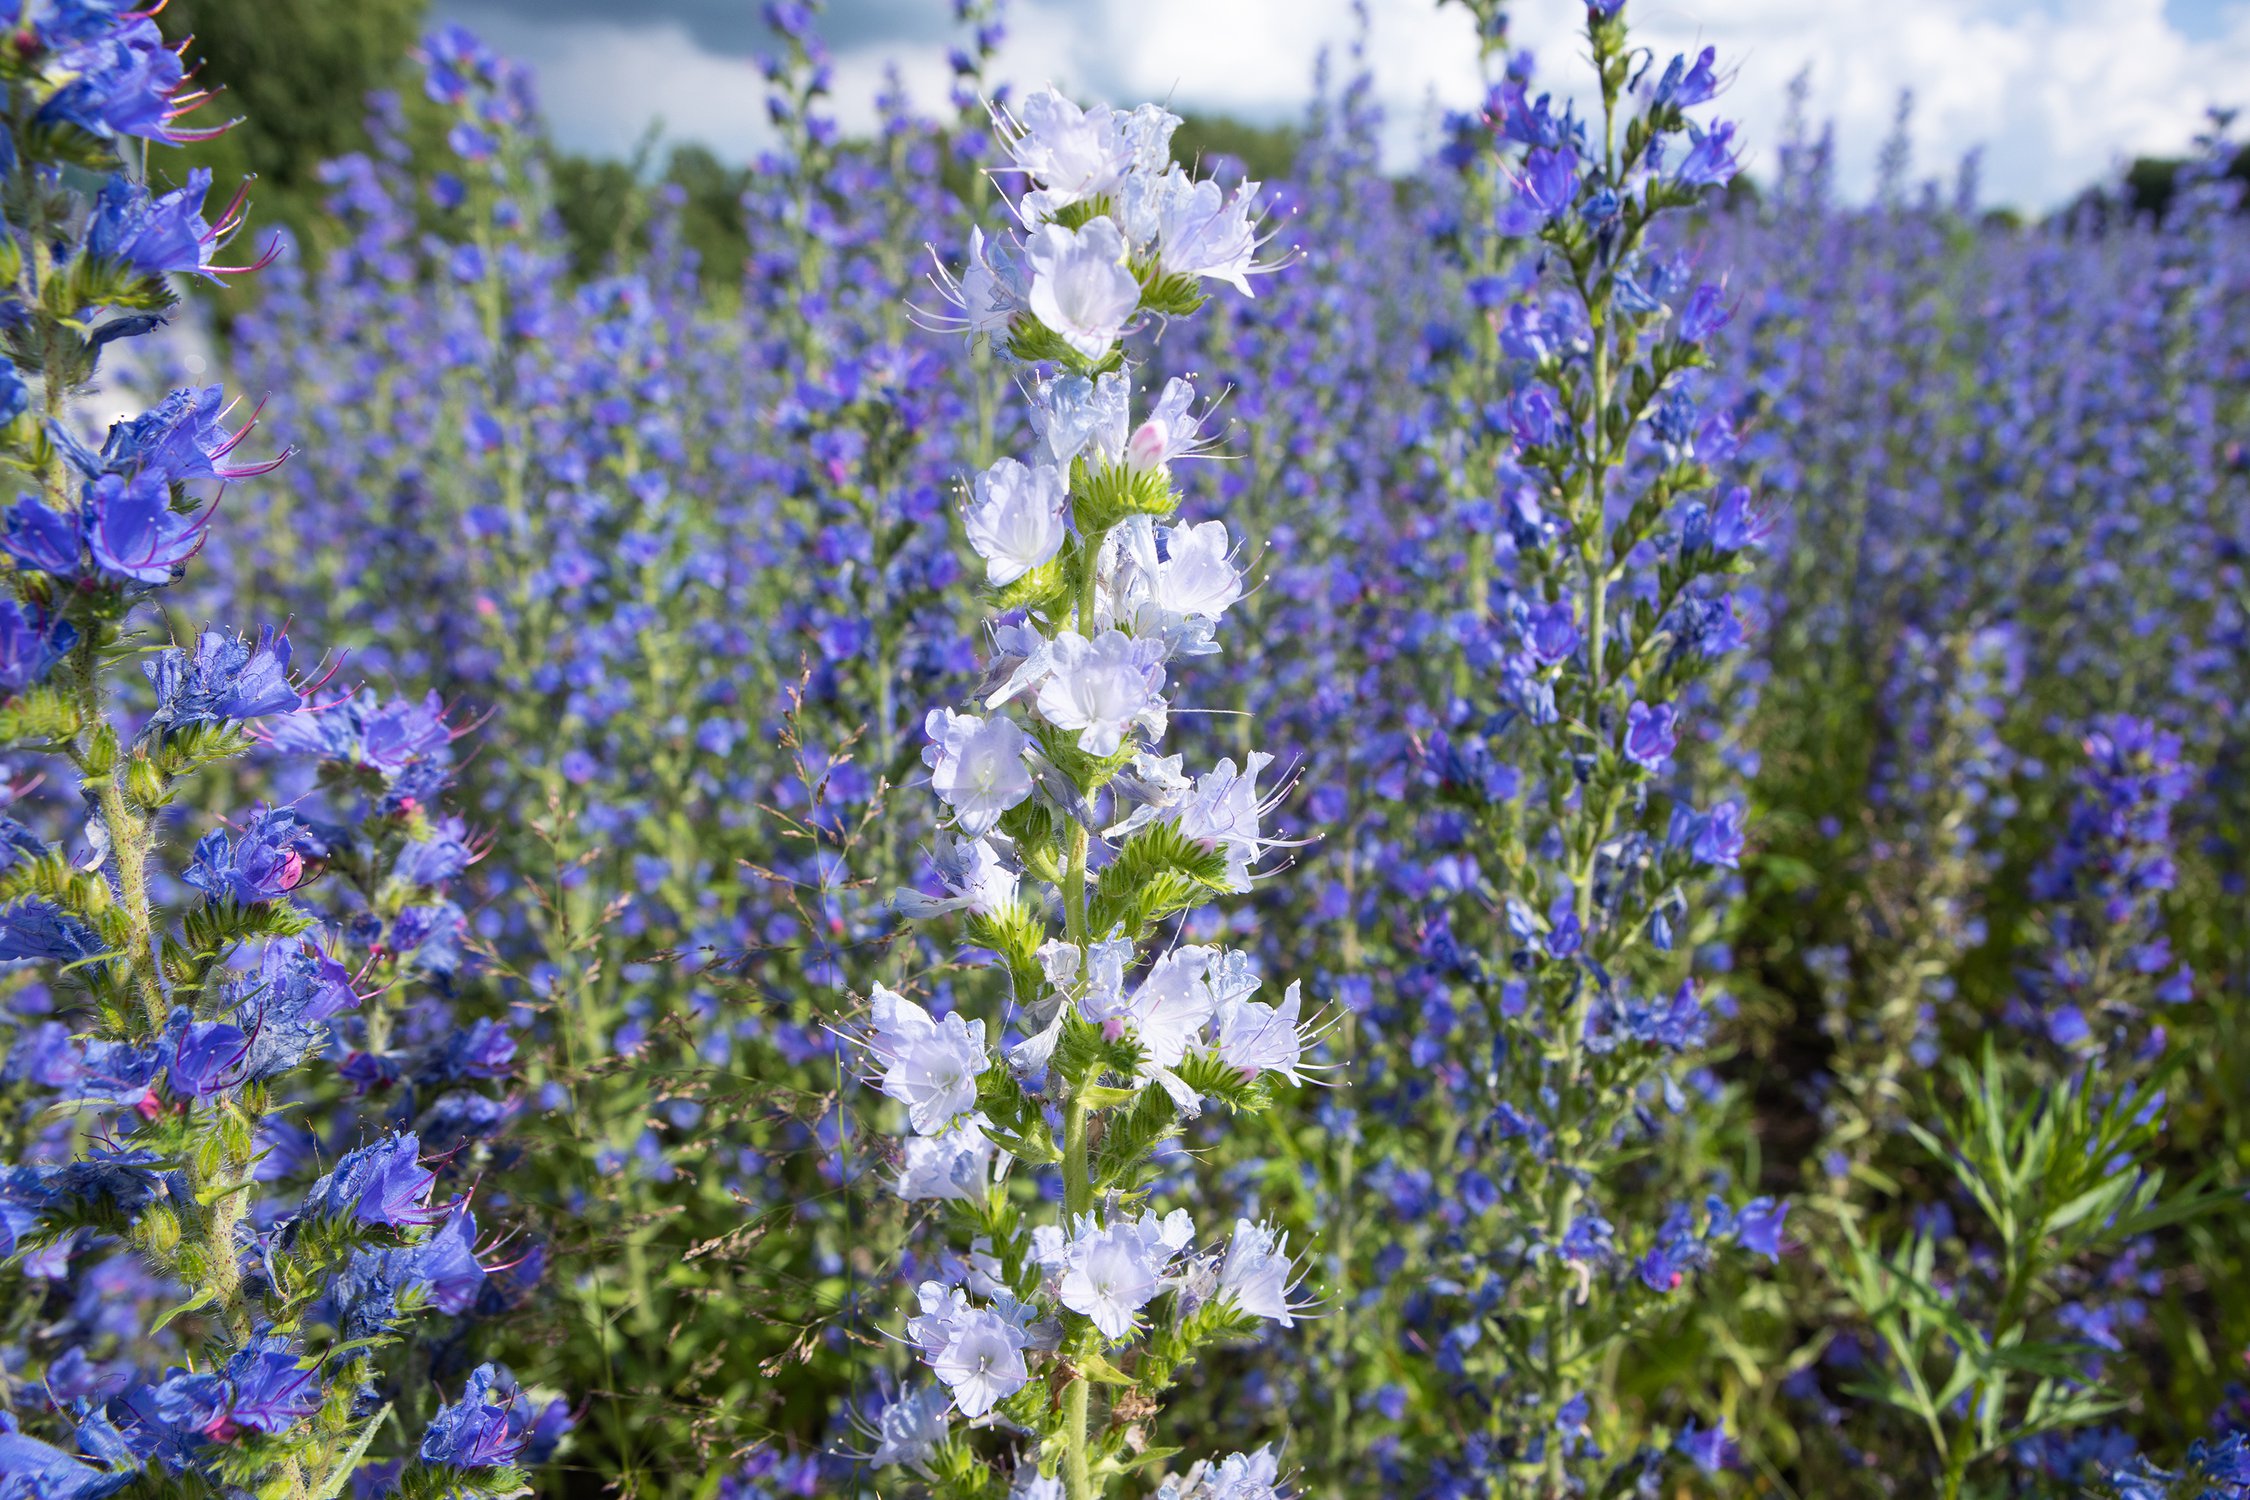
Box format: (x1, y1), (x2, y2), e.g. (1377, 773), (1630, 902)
(155, 0), (431, 246)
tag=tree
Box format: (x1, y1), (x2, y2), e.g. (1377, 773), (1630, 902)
(155, 0), (431, 248)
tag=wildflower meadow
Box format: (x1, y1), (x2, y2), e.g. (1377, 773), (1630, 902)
(1, 0), (2248, 1496)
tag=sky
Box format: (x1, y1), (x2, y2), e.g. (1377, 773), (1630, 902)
(431, 0), (2250, 210)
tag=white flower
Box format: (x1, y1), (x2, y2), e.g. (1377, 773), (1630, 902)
(1012, 1468), (1066, 1500)
(866, 985), (987, 1135)
(1215, 1219), (1303, 1327)
(1035, 629), (1168, 757)
(1104, 750), (1193, 838)
(1036, 936), (1089, 989)
(981, 621), (1058, 708)
(924, 708), (1034, 836)
(1032, 370), (1130, 467)
(1025, 217), (1140, 361)
(925, 226), (1027, 340)
(1158, 177), (1271, 296)
(1075, 946), (1222, 1112)
(965, 458), (1067, 586)
(1203, 948), (1265, 1011)
(1079, 935), (1136, 1009)
(906, 1280), (972, 1358)
(1214, 979), (1307, 1085)
(1120, 102), (1183, 177)
(1058, 1224), (1164, 1340)
(1173, 751), (1286, 890)
(1044, 1210), (1195, 1341)
(1207, 1448), (1290, 1500)
(1122, 946), (1220, 1069)
(895, 834), (1019, 919)
(868, 1384), (951, 1468)
(1000, 87), (1132, 205)
(1048, 933), (1135, 1025)
(1101, 518), (1236, 659)
(1147, 520), (1242, 619)
(965, 1238), (1009, 1300)
(1115, 168), (1173, 250)
(928, 1306), (1031, 1418)
(908, 1283), (1032, 1418)
(897, 1113), (999, 1202)
(1123, 378), (1216, 471)
(1159, 1448), (1289, 1500)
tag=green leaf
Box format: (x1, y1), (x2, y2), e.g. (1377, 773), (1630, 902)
(312, 1403), (395, 1500)
(1076, 1350), (1135, 1385)
(149, 1285), (218, 1337)
(1088, 821), (1231, 938)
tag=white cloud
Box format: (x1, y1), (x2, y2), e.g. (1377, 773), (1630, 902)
(443, 0), (2250, 209)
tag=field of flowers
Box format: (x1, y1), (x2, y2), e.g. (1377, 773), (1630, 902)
(2, 0), (2248, 1496)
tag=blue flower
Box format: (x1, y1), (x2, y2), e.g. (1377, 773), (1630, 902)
(36, 1), (147, 48)
(1559, 1213), (1615, 1265)
(0, 900), (105, 964)
(143, 628), (303, 738)
(75, 385), (283, 486)
(1675, 119), (1742, 188)
(1677, 283), (1731, 343)
(303, 1134), (444, 1230)
(1623, 700), (1678, 771)
(433, 1017), (516, 1081)
(1509, 385), (1562, 451)
(392, 901), (468, 978)
(0, 1430), (135, 1500)
(69, 1039), (159, 1110)
(84, 172), (228, 281)
(234, 941), (359, 1085)
(1689, 800), (1745, 868)
(222, 1333), (320, 1435)
(1674, 1418), (1737, 1474)
(168, 1020), (252, 1100)
(2, 497), (87, 578)
(1653, 47), (1720, 111)
(397, 819), (476, 886)
(40, 17), (188, 143)
(0, 601), (76, 699)
(421, 23), (504, 107)
(407, 1210), (488, 1315)
(1526, 601), (1578, 667)
(1733, 1197), (1789, 1259)
(311, 1247), (417, 1341)
(183, 809), (318, 905)
(1701, 488), (1771, 553)
(363, 693), (452, 775)
(150, 1369), (233, 1437)
(419, 1364), (526, 1470)
(1511, 147), (1580, 226)
(83, 471), (210, 584)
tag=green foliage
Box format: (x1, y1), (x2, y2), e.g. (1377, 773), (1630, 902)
(1087, 823), (1232, 938)
(1824, 1048), (2230, 1496)
(1069, 458), (1182, 533)
(1168, 111), (1304, 184)
(156, 0), (430, 250)
(549, 148), (652, 276)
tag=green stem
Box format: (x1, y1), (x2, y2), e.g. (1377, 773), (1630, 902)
(1062, 822), (1090, 947)
(1060, 1091), (1095, 1496)
(1077, 525), (1106, 638)
(1062, 1374), (1094, 1500)
(1062, 1093), (1091, 1219)
(1940, 1427), (1971, 1500)
(91, 773), (167, 1032)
